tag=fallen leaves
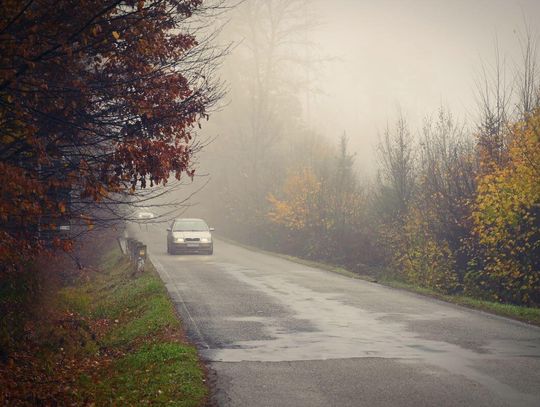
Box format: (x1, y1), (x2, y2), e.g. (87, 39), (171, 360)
(0, 309), (114, 406)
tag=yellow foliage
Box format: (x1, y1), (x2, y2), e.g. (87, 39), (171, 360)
(267, 168), (322, 231)
(471, 108), (540, 305)
(397, 206), (460, 293)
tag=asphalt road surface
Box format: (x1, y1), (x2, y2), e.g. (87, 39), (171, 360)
(130, 224), (540, 407)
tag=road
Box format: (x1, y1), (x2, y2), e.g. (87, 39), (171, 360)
(130, 224), (540, 407)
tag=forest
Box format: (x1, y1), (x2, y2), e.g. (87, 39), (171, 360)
(1, 0), (538, 320)
(198, 0), (540, 307)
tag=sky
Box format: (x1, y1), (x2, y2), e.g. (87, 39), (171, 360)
(306, 0), (540, 173)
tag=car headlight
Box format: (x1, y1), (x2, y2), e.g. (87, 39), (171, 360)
(200, 238), (211, 243)
(175, 237), (184, 243)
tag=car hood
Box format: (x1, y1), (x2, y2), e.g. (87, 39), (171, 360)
(172, 231), (212, 239)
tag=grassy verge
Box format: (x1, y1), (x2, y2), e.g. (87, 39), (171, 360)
(217, 234), (540, 327)
(1, 243), (208, 406)
(62, 247), (208, 406)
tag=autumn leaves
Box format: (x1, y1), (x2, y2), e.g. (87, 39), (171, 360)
(0, 0), (214, 272)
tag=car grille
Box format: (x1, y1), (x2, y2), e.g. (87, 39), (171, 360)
(185, 238), (200, 242)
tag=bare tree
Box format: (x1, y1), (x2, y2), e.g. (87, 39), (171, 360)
(474, 39), (512, 167)
(377, 111), (417, 218)
(202, 0), (319, 242)
(419, 107), (477, 274)
(516, 27), (540, 117)
(420, 108), (476, 212)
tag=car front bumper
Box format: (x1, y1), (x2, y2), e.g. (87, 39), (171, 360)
(171, 242), (212, 253)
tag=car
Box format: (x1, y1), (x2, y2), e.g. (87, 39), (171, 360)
(136, 207), (155, 220)
(166, 218), (214, 255)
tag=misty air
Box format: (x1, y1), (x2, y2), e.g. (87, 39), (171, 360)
(1, 1), (539, 406)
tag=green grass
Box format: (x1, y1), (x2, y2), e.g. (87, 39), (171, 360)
(84, 343), (206, 406)
(58, 246), (208, 406)
(217, 234), (540, 326)
(105, 295), (179, 346)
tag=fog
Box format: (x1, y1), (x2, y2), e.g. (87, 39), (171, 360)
(165, 2), (529, 182)
(155, 0), (539, 279)
(203, 0), (540, 174)
(311, 0), (540, 172)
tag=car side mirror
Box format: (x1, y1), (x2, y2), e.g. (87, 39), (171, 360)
(209, 227), (215, 232)
(166, 227), (171, 232)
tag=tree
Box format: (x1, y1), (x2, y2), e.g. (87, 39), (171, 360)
(321, 134), (366, 264)
(475, 42), (512, 169)
(268, 167), (322, 231)
(266, 136), (376, 268)
(398, 205), (461, 293)
(377, 112), (416, 219)
(0, 0), (223, 272)
(387, 108), (476, 292)
(470, 108), (540, 305)
(331, 133), (357, 225)
(516, 28), (540, 118)
(267, 166), (324, 256)
(200, 0), (318, 243)
(418, 108), (477, 274)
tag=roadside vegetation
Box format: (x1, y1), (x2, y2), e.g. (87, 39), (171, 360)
(0, 236), (208, 405)
(202, 2), (539, 313)
(0, 3), (220, 403)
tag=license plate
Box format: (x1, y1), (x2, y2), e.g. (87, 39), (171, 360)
(187, 243), (199, 247)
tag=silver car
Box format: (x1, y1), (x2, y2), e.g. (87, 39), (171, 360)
(167, 218), (214, 255)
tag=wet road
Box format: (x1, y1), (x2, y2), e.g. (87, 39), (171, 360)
(131, 224), (540, 407)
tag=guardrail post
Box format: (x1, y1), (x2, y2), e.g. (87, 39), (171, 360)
(123, 238), (148, 275)
(126, 238), (135, 260)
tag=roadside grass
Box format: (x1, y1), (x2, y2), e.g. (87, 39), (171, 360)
(216, 235), (540, 327)
(57, 246), (208, 406)
(79, 343), (205, 406)
(0, 241), (207, 406)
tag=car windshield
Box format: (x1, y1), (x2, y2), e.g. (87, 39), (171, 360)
(173, 220), (208, 231)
